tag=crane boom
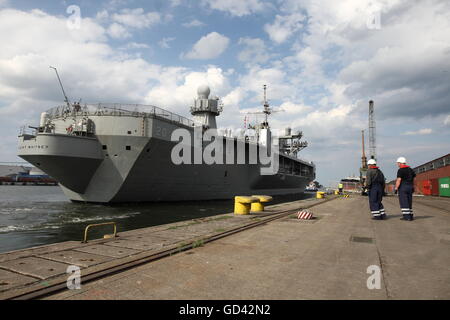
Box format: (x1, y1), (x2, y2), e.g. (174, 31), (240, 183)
(50, 66), (70, 108)
(368, 100), (376, 160)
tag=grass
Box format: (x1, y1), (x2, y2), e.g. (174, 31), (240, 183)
(192, 239), (205, 248)
(167, 220), (202, 230)
(209, 215), (233, 221)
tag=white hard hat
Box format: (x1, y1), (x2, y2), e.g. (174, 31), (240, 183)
(367, 159), (377, 165)
(396, 157), (406, 163)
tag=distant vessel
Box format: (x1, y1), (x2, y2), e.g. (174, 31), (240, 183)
(18, 80), (315, 203)
(339, 176), (361, 193)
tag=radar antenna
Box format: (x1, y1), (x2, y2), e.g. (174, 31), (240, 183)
(50, 66), (71, 108)
(242, 85), (284, 127)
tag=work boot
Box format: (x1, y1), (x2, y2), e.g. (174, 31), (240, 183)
(372, 216), (382, 220)
(400, 214), (412, 221)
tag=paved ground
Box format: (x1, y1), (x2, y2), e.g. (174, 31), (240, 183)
(0, 196), (327, 299)
(47, 195), (450, 300)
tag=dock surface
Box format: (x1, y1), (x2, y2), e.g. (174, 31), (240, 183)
(1, 195), (449, 299)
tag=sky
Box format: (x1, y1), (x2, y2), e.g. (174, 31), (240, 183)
(0, 0), (449, 186)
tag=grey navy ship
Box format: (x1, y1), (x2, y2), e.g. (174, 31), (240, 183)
(18, 79), (315, 203)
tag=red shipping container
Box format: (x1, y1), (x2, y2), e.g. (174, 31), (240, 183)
(422, 180), (431, 195)
(430, 178), (439, 196)
(414, 180), (422, 194)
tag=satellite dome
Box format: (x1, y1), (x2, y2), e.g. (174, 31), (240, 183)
(197, 85), (210, 99)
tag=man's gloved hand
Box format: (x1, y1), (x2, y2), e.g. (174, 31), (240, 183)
(394, 189), (398, 195)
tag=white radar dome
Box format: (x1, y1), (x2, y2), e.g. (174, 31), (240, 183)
(197, 85), (210, 99)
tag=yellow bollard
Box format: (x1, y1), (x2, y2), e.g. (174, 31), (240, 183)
(234, 196), (259, 215)
(250, 195), (273, 212)
(316, 191), (325, 199)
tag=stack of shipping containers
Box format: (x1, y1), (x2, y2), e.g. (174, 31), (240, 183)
(413, 153), (450, 197)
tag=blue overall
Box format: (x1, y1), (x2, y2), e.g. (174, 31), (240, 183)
(369, 183), (385, 218)
(399, 183), (413, 219)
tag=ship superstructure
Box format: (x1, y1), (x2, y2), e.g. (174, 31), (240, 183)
(18, 85), (315, 203)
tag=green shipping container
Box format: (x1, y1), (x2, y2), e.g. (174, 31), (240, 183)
(438, 177), (450, 197)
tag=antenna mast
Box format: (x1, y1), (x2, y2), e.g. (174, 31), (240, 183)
(368, 100), (376, 160)
(50, 66), (70, 108)
(262, 84), (270, 123)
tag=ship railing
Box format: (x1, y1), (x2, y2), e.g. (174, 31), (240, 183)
(19, 126), (37, 137)
(45, 103), (195, 128)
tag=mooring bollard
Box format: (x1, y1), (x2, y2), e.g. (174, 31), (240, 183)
(316, 191), (326, 199)
(234, 196), (259, 215)
(250, 195), (273, 212)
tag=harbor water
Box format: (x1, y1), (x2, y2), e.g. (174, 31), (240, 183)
(0, 185), (313, 253)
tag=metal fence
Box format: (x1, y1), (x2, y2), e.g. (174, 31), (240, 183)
(45, 103), (195, 128)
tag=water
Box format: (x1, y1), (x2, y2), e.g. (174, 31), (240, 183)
(0, 186), (313, 254)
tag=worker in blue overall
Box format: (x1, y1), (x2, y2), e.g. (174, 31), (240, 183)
(395, 157), (416, 221)
(366, 159), (386, 220)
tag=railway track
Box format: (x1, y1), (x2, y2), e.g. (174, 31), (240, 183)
(5, 196), (339, 300)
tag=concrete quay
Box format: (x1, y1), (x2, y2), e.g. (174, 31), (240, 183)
(1, 194), (449, 300)
(0, 195), (330, 299)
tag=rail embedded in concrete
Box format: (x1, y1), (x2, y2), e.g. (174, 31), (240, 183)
(0, 196), (337, 300)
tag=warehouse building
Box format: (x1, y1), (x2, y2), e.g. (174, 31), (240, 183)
(413, 153), (450, 197)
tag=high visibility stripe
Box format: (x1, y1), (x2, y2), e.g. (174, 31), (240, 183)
(371, 211), (380, 214)
(297, 210), (313, 220)
(372, 213), (381, 217)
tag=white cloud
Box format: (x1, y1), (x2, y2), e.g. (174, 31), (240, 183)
(96, 10), (109, 21)
(169, 0), (182, 7)
(277, 101), (312, 115)
(238, 37), (270, 65)
(201, 0), (267, 17)
(0, 9), (154, 116)
(445, 115), (450, 126)
(107, 22), (131, 39)
(264, 13), (305, 44)
(182, 32), (230, 60)
(144, 67), (230, 116)
(403, 128), (433, 136)
(158, 37), (175, 49)
(112, 8), (161, 29)
(238, 66), (292, 102)
(182, 19), (205, 28)
(125, 42), (150, 49)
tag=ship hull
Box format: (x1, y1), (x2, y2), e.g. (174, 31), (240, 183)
(18, 113), (314, 203)
(59, 136), (311, 203)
